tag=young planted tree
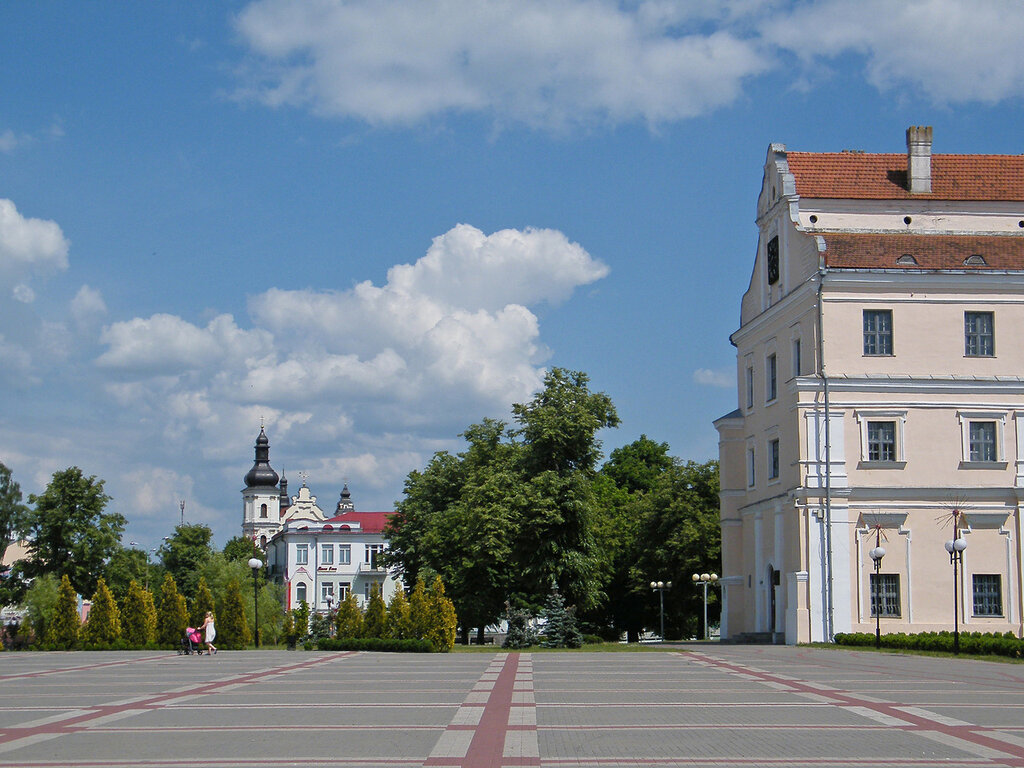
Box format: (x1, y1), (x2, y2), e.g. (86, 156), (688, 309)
(407, 579), (430, 641)
(23, 573), (60, 645)
(47, 574), (81, 650)
(540, 584), (583, 648)
(156, 573), (189, 647)
(257, 582), (285, 645)
(122, 580), (157, 647)
(218, 580), (251, 649)
(333, 592), (363, 639)
(384, 586), (410, 640)
(362, 584), (387, 639)
(82, 577), (121, 646)
(191, 577), (216, 628)
(425, 576), (457, 652)
(293, 600), (311, 640)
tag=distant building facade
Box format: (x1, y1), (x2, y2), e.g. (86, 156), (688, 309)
(240, 428), (397, 612)
(716, 127), (1024, 644)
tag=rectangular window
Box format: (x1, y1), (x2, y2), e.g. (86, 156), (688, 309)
(296, 544), (308, 565)
(766, 354), (777, 402)
(965, 311), (994, 356)
(768, 439), (780, 480)
(746, 366), (754, 409)
(320, 545), (333, 565)
(366, 544), (385, 567)
(747, 447), (756, 488)
(338, 544), (351, 565)
(863, 310), (893, 356)
(870, 573), (901, 617)
(973, 574), (1003, 616)
(866, 421), (896, 462)
(792, 338), (801, 377)
(339, 582), (351, 600)
(969, 421), (997, 462)
(321, 582), (334, 603)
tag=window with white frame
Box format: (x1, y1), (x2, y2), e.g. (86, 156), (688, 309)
(339, 582), (351, 599)
(260, 503), (268, 518)
(366, 544), (385, 567)
(296, 582), (307, 604)
(870, 573), (900, 617)
(958, 412), (1005, 465)
(972, 574), (1002, 616)
(856, 410), (906, 464)
(965, 311), (994, 357)
(321, 582), (334, 604)
(321, 544), (333, 565)
(745, 365), (754, 410)
(296, 544), (308, 565)
(747, 446), (756, 487)
(768, 438), (780, 481)
(338, 544), (351, 565)
(863, 310), (893, 356)
(766, 353), (777, 402)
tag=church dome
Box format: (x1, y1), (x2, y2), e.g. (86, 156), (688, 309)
(244, 427), (280, 488)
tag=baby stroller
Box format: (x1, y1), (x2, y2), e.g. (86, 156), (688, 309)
(178, 627), (204, 656)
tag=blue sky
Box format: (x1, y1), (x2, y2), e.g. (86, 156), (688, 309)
(2, 1), (1023, 549)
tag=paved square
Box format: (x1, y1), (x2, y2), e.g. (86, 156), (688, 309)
(1, 645), (1023, 767)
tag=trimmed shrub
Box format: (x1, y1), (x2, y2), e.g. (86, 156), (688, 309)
(218, 580), (251, 649)
(82, 577), (121, 646)
(156, 573), (189, 647)
(122, 579), (157, 647)
(47, 574), (81, 650)
(316, 637), (433, 653)
(834, 630), (1023, 657)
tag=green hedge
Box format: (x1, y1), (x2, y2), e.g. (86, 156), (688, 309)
(835, 630), (1023, 657)
(316, 637), (435, 653)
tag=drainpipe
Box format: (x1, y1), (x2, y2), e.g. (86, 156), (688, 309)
(817, 268), (835, 642)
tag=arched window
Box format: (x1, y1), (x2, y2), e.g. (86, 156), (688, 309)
(296, 583), (307, 604)
(259, 535), (267, 549)
(260, 503), (268, 518)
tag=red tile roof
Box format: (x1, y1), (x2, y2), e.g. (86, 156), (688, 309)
(323, 511), (392, 534)
(821, 233), (1024, 270)
(786, 153), (1024, 201)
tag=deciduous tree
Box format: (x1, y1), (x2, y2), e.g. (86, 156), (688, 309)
(0, 462), (29, 602)
(159, 524), (213, 600)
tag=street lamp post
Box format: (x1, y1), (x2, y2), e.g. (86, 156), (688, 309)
(248, 557), (262, 648)
(649, 580), (672, 641)
(691, 573), (719, 640)
(868, 526), (886, 649)
(944, 513), (967, 655)
(326, 594), (334, 636)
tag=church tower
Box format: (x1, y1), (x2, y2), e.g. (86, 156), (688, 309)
(241, 426), (282, 549)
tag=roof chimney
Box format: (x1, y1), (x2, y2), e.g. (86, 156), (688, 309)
(906, 125), (932, 194)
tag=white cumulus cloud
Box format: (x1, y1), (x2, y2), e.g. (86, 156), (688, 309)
(693, 368), (734, 388)
(0, 199), (69, 297)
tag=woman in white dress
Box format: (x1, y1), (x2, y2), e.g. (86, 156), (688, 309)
(199, 611), (217, 655)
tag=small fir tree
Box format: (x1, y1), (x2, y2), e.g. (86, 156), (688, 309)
(334, 591), (364, 639)
(191, 577), (215, 628)
(282, 608), (297, 649)
(82, 577), (121, 646)
(385, 586), (410, 639)
(502, 602), (538, 649)
(293, 600), (311, 639)
(308, 611), (332, 640)
(47, 574), (81, 649)
(218, 580), (251, 649)
(156, 573), (189, 647)
(425, 576), (457, 652)
(407, 579), (430, 641)
(362, 584), (387, 639)
(541, 585), (583, 648)
(122, 579), (156, 647)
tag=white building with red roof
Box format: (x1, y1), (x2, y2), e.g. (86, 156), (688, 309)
(715, 127), (1024, 644)
(240, 428), (397, 612)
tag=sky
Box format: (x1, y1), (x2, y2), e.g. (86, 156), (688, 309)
(2, 1), (1023, 550)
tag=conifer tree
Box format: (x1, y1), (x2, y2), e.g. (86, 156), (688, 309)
(334, 591), (364, 639)
(425, 576), (457, 651)
(47, 574), (81, 649)
(156, 573), (189, 647)
(122, 579), (156, 647)
(540, 584), (582, 648)
(362, 584), (387, 639)
(293, 600), (311, 639)
(191, 577), (215, 627)
(385, 586), (410, 639)
(82, 577), (121, 646)
(218, 580), (251, 649)
(282, 608), (297, 649)
(407, 579), (430, 641)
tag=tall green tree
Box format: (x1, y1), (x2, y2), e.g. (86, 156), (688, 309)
(159, 523), (214, 600)
(333, 591), (363, 639)
(223, 535), (257, 563)
(191, 577), (216, 627)
(362, 584), (387, 639)
(121, 580), (157, 647)
(425, 576), (457, 652)
(23, 573), (60, 644)
(103, 547), (150, 603)
(384, 586), (410, 640)
(218, 580), (250, 649)
(47, 574), (81, 649)
(23, 467), (124, 597)
(82, 577), (121, 646)
(156, 573), (189, 647)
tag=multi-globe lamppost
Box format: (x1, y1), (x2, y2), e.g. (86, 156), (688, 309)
(944, 511), (967, 655)
(867, 526), (886, 649)
(649, 580), (672, 641)
(691, 573), (718, 640)
(248, 557), (262, 648)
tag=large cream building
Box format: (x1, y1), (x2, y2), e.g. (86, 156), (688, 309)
(715, 127), (1024, 644)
